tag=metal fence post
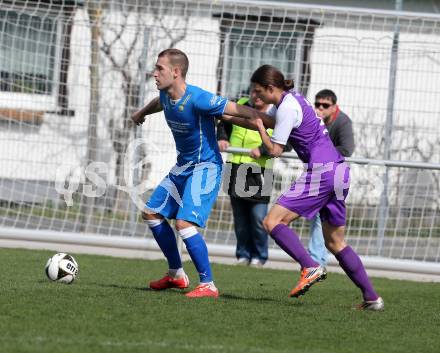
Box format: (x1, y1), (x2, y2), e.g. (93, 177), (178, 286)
(130, 28), (149, 236)
(377, 0), (403, 255)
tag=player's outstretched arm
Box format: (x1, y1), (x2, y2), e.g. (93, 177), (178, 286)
(131, 97), (162, 126)
(255, 119), (284, 157)
(219, 114), (259, 130)
(223, 101), (275, 129)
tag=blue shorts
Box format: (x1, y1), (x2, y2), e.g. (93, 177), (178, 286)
(145, 162), (222, 228)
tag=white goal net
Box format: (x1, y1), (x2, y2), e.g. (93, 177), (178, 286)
(1, 0), (439, 266)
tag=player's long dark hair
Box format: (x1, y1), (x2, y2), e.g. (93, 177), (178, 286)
(250, 65), (294, 91)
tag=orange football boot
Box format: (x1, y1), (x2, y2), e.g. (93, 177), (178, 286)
(185, 283), (219, 298)
(289, 266), (327, 298)
(149, 274), (189, 290)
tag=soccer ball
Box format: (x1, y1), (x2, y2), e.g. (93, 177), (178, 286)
(45, 253), (79, 284)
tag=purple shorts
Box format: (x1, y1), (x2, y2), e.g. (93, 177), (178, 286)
(277, 162), (350, 226)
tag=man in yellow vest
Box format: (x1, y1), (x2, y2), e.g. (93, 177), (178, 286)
(217, 88), (274, 267)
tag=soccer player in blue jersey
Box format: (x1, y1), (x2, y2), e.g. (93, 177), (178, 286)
(132, 49), (265, 298)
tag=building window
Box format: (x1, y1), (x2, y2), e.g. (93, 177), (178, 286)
(0, 10), (57, 95)
(0, 6), (75, 116)
(223, 30), (296, 99)
(215, 13), (319, 99)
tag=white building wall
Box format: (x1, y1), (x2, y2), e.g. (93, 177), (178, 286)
(1, 6), (439, 191)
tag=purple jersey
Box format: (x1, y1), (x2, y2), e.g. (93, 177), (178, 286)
(279, 91), (344, 167)
(274, 90), (349, 225)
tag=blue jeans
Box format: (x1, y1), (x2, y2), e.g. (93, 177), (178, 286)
(308, 213), (328, 266)
(230, 197), (269, 263)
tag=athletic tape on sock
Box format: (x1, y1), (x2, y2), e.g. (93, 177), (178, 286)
(178, 226), (198, 239)
(145, 218), (164, 228)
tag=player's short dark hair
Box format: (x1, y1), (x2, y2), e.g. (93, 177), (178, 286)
(158, 48), (189, 78)
(251, 65), (294, 91)
(315, 89), (337, 104)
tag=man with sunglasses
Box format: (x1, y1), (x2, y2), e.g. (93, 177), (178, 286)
(309, 89), (355, 266)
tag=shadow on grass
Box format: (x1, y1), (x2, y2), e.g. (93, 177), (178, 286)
(39, 279), (308, 305)
(219, 293), (308, 309)
(81, 282), (187, 295)
(98, 283), (155, 291)
(89, 283), (295, 303)
(219, 293), (278, 302)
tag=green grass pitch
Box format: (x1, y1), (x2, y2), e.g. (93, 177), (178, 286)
(1, 247), (439, 353)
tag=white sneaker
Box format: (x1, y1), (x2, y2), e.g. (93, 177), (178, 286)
(237, 258), (249, 266)
(249, 258), (263, 268)
(357, 297), (384, 311)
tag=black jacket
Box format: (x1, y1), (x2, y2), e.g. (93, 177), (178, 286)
(326, 109), (355, 157)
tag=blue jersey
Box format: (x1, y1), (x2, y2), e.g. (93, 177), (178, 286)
(160, 85), (228, 167)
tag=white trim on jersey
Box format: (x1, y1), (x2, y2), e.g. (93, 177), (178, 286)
(220, 98), (229, 115)
(198, 114), (203, 163)
(270, 94), (303, 145)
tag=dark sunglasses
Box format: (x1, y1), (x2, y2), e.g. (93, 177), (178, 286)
(314, 102), (333, 109)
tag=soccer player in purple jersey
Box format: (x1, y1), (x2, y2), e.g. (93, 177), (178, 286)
(249, 65), (383, 310)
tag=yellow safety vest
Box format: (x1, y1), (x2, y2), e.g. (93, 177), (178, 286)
(228, 97), (273, 169)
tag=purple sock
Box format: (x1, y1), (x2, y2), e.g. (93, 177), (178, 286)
(335, 246), (379, 301)
(270, 224), (319, 269)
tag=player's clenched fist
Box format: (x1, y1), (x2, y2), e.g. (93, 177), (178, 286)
(131, 110), (146, 126)
(255, 118), (265, 132)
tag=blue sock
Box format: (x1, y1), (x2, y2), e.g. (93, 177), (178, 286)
(180, 228), (213, 283)
(147, 219), (182, 270)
